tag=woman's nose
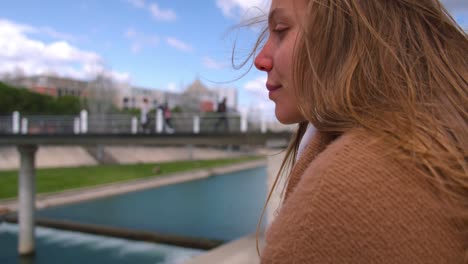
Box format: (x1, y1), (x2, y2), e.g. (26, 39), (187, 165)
(254, 44), (273, 72)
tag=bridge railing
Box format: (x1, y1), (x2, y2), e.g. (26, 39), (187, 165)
(0, 110), (294, 135)
(0, 115), (13, 134)
(88, 114), (134, 134)
(23, 115), (76, 135)
(142, 112), (254, 134)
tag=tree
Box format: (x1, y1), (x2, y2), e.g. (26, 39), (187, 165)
(85, 74), (117, 115)
(54, 96), (81, 114)
(84, 74), (118, 132)
(0, 82), (81, 114)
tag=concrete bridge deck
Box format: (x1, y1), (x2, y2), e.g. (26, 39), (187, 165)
(0, 132), (291, 147)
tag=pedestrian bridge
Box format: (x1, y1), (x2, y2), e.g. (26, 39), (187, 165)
(0, 132), (291, 147)
(1, 110), (291, 137)
(0, 111), (292, 256)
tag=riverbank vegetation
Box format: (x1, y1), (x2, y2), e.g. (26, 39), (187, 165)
(0, 156), (263, 200)
(0, 82), (82, 115)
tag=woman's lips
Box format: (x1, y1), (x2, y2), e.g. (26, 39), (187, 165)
(266, 84), (282, 91)
(267, 84), (282, 99)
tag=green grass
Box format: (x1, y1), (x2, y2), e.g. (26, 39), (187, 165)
(0, 156), (263, 200)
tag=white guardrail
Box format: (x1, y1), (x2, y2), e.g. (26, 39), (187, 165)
(0, 110), (294, 135)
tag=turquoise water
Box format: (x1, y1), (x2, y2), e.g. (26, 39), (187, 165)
(37, 166), (268, 241)
(0, 166), (267, 263)
(0, 222), (202, 264)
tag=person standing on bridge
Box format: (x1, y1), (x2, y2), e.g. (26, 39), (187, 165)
(249, 0), (467, 262)
(214, 97), (229, 132)
(140, 98), (150, 134)
(162, 102), (174, 134)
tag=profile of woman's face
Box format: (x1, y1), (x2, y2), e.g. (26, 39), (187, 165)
(254, 0), (307, 124)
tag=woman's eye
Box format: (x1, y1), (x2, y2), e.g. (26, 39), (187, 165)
(272, 25), (289, 40)
(273, 25), (288, 33)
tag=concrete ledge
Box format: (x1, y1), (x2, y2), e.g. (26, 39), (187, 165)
(4, 215), (222, 250)
(184, 233), (264, 264)
(0, 159), (266, 213)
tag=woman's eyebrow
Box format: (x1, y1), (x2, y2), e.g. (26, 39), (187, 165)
(268, 8), (287, 25)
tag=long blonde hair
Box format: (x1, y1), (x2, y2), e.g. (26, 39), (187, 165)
(248, 0), (467, 257)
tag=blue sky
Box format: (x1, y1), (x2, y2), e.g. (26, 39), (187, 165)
(0, 0), (466, 111)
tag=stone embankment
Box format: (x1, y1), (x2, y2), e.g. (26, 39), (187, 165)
(0, 145), (260, 171)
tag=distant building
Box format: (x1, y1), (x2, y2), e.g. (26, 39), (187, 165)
(4, 75), (89, 98)
(114, 84), (184, 112)
(2, 74), (238, 113)
(164, 91), (183, 110)
(181, 78), (217, 112)
(115, 84), (166, 110)
(181, 78), (238, 113)
(200, 101), (215, 112)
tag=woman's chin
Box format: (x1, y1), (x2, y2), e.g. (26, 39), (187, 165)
(275, 108), (304, 125)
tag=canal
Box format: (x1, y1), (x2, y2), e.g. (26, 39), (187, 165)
(0, 166), (268, 263)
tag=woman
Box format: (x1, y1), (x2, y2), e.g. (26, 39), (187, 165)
(251, 0), (467, 262)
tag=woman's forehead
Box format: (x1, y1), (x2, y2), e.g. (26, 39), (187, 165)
(269, 0), (307, 10)
(268, 0), (308, 25)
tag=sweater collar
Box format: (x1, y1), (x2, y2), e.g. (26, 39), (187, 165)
(296, 123), (316, 162)
(285, 130), (336, 201)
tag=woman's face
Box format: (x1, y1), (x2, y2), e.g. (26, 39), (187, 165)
(254, 0), (306, 124)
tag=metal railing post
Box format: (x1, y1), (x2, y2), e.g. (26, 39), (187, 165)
(73, 117), (81, 134)
(193, 115), (200, 134)
(21, 118), (28, 135)
(241, 111), (248, 133)
(131, 117), (138, 134)
(156, 109), (163, 134)
(80, 110), (88, 134)
(261, 114), (267, 134)
(13, 111), (20, 134)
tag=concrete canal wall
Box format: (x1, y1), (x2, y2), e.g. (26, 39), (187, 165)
(0, 146), (98, 170)
(0, 146), (254, 171)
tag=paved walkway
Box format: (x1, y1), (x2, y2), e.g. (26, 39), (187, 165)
(185, 233), (264, 264)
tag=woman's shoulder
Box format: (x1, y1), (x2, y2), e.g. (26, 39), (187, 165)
(301, 128), (414, 187)
(296, 128), (436, 209)
(263, 129), (464, 263)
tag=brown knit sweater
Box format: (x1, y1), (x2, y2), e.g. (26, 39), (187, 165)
(261, 129), (465, 263)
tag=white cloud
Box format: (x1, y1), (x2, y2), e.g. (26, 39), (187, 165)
(125, 1), (177, 22)
(0, 19), (130, 83)
(130, 43), (142, 53)
(125, 28), (137, 38)
(216, 0), (270, 19)
(242, 74), (276, 120)
(126, 0), (146, 9)
(166, 82), (179, 92)
(202, 56), (227, 69)
(124, 28), (159, 54)
(244, 75), (269, 105)
(244, 75), (266, 95)
(149, 3), (177, 21)
(82, 64), (131, 83)
(37, 26), (81, 43)
(107, 71), (132, 83)
(166, 37), (193, 52)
